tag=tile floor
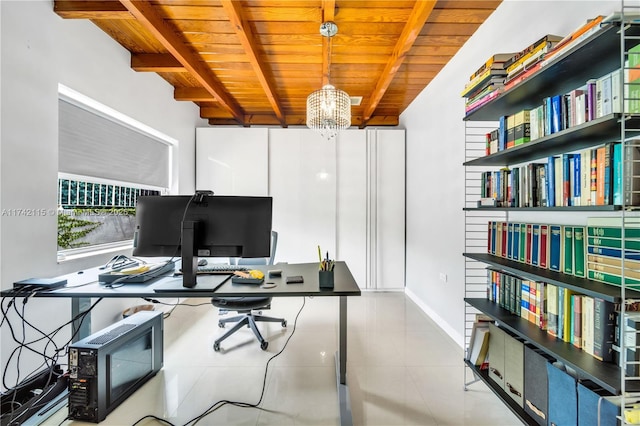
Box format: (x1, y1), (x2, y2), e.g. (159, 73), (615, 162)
(49, 292), (521, 426)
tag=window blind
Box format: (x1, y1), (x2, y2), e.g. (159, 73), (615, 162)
(58, 99), (170, 188)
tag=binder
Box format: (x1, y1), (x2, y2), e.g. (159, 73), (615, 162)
(547, 363), (578, 425)
(577, 381), (618, 426)
(524, 345), (554, 425)
(504, 336), (524, 407)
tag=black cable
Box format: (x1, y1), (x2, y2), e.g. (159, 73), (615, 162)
(1, 296), (102, 426)
(131, 414), (178, 426)
(184, 297), (307, 426)
(1, 297), (102, 391)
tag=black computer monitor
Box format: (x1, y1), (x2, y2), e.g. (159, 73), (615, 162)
(132, 194), (273, 288)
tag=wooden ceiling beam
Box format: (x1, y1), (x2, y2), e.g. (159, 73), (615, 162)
(206, 114), (399, 127)
(119, 0), (245, 124)
(174, 87), (215, 102)
(219, 0), (286, 127)
(361, 1), (437, 125)
(131, 53), (184, 72)
(54, 1), (132, 19)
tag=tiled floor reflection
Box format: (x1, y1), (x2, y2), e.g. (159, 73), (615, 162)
(49, 292), (520, 425)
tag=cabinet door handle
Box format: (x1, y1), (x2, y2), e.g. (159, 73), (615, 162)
(506, 382), (521, 397)
(525, 399), (545, 420)
(489, 367), (503, 380)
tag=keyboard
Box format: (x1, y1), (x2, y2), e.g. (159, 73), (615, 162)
(196, 264), (249, 275)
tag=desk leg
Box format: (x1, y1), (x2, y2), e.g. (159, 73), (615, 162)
(71, 297), (92, 342)
(335, 295), (353, 426)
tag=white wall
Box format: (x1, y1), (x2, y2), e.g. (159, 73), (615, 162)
(0, 0), (206, 388)
(401, 0), (624, 346)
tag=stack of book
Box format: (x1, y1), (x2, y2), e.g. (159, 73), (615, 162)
(479, 139), (640, 209)
(527, 68), (623, 144)
(462, 53), (514, 115)
(503, 34), (563, 84)
(486, 269), (615, 362)
(586, 217), (640, 288)
(503, 16), (605, 91)
(541, 16), (604, 65)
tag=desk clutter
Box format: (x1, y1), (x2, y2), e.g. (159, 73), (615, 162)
(231, 269), (265, 285)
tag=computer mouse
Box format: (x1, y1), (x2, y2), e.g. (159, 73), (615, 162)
(198, 259), (208, 266)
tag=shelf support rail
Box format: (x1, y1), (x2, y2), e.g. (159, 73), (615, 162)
(463, 120), (506, 388)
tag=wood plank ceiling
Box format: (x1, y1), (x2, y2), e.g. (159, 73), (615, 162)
(54, 0), (501, 128)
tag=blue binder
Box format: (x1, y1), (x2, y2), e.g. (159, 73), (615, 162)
(547, 363), (577, 426)
(577, 381), (618, 426)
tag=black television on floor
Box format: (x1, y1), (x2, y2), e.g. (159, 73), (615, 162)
(132, 193), (273, 287)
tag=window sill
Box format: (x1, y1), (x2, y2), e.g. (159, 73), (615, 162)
(57, 241), (133, 263)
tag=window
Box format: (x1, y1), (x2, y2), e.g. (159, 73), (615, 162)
(57, 85), (175, 257)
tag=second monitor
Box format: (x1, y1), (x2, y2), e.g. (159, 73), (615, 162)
(132, 194), (273, 288)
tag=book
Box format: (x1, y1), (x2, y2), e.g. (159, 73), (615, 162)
(558, 287), (566, 341)
(526, 224), (535, 264)
(531, 224), (540, 266)
(467, 320), (491, 368)
(547, 157), (556, 207)
(549, 224), (562, 272)
(588, 261), (640, 280)
(572, 152), (581, 206)
(572, 294), (582, 348)
(587, 79), (597, 121)
(587, 236), (640, 251)
(587, 246), (640, 261)
(573, 226), (586, 277)
(513, 110), (531, 146)
(593, 298), (615, 362)
(536, 282), (547, 330)
(543, 16), (604, 63)
(596, 145), (606, 205)
(587, 254), (640, 269)
(562, 288), (574, 343)
(590, 148), (598, 204)
(519, 223), (527, 262)
(469, 53), (515, 81)
(562, 225), (574, 275)
(550, 95), (563, 134)
(587, 269), (640, 286)
(513, 223), (521, 261)
(504, 34), (563, 74)
(507, 222), (515, 259)
(539, 224), (549, 269)
(582, 295), (595, 355)
(624, 141), (640, 206)
(580, 148), (590, 206)
(547, 284), (559, 337)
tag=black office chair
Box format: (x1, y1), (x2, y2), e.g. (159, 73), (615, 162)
(211, 231), (286, 351)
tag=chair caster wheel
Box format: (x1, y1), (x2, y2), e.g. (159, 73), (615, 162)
(261, 341), (268, 350)
(214, 342), (221, 351)
(281, 320), (287, 327)
(218, 322), (225, 328)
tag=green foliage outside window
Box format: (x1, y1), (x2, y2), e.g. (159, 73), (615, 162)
(57, 214), (102, 249)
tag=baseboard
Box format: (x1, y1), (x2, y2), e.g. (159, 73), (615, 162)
(404, 287), (464, 349)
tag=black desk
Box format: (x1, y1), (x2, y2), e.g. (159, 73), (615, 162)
(3, 261), (360, 426)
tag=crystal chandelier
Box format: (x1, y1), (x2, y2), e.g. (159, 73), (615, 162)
(306, 21), (351, 140)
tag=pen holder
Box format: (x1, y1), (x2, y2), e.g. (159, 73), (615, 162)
(319, 270), (334, 289)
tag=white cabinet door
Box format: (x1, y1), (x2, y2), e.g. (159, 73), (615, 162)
(372, 129), (405, 289)
(336, 129), (368, 289)
(195, 128), (268, 196)
(268, 129), (337, 264)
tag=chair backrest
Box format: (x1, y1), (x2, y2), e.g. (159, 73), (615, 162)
(235, 230), (278, 266)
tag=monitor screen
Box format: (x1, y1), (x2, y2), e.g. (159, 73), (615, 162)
(132, 194), (273, 287)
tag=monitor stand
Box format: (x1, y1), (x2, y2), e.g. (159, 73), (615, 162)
(181, 220), (198, 288)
